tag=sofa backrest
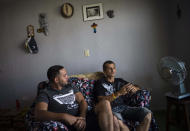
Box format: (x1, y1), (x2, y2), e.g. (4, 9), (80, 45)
(70, 72), (104, 80)
(37, 72), (151, 111)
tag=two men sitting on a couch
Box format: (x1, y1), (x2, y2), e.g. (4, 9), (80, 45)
(34, 61), (153, 131)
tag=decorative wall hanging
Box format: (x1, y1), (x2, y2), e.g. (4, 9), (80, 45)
(25, 25), (39, 54)
(91, 23), (98, 33)
(83, 3), (103, 21)
(61, 3), (74, 18)
(107, 10), (114, 18)
(27, 25), (34, 37)
(176, 3), (182, 19)
(37, 13), (48, 36)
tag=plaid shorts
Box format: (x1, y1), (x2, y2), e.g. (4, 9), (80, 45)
(112, 105), (151, 123)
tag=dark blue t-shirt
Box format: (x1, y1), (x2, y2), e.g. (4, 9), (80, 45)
(36, 84), (80, 116)
(94, 77), (128, 108)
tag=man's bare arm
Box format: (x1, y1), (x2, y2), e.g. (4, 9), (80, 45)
(34, 102), (77, 125)
(97, 83), (140, 102)
(125, 84), (140, 93)
(75, 92), (88, 131)
(75, 92), (88, 118)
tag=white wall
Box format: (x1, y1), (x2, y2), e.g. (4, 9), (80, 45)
(0, 0), (171, 110)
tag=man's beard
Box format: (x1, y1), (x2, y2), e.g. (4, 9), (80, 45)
(59, 82), (68, 87)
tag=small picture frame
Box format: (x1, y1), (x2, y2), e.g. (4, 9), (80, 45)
(83, 3), (103, 21)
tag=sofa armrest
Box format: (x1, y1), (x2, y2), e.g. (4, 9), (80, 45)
(123, 89), (151, 108)
(37, 81), (49, 96)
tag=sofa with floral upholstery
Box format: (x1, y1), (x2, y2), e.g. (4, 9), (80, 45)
(25, 72), (158, 131)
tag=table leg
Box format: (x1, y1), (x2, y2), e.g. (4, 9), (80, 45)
(166, 100), (171, 131)
(183, 104), (190, 131)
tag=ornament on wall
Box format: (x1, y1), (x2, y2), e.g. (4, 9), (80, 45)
(37, 13), (48, 36)
(61, 3), (74, 18)
(27, 25), (34, 37)
(107, 10), (114, 18)
(176, 3), (182, 19)
(91, 23), (98, 33)
(25, 25), (38, 54)
(83, 3), (103, 21)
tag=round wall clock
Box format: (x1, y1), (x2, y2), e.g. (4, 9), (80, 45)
(61, 3), (74, 18)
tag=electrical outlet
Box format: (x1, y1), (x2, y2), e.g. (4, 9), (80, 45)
(84, 49), (90, 56)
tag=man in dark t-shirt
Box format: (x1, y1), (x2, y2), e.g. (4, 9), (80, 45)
(95, 78), (129, 110)
(36, 85), (80, 115)
(35, 65), (88, 131)
(94, 60), (152, 131)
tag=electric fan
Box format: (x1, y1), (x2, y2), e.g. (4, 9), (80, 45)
(158, 56), (190, 99)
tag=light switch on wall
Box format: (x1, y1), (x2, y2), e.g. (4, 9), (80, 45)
(84, 49), (90, 56)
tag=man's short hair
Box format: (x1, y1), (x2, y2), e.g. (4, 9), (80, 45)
(47, 65), (64, 83)
(103, 60), (115, 71)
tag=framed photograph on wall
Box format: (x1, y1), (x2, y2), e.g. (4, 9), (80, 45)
(83, 3), (103, 21)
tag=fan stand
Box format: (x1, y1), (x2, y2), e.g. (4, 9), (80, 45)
(165, 83), (190, 99)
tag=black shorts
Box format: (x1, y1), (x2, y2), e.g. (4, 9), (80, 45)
(85, 110), (100, 131)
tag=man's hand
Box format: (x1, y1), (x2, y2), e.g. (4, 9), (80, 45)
(74, 117), (86, 131)
(117, 86), (128, 96)
(116, 83), (140, 97)
(124, 84), (140, 94)
(60, 114), (86, 131)
(116, 83), (132, 96)
(62, 114), (78, 126)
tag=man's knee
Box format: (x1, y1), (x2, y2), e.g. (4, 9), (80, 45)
(99, 100), (111, 107)
(113, 116), (120, 130)
(143, 112), (152, 123)
(95, 100), (111, 113)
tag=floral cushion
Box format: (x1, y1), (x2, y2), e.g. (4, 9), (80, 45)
(25, 110), (69, 131)
(69, 77), (95, 111)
